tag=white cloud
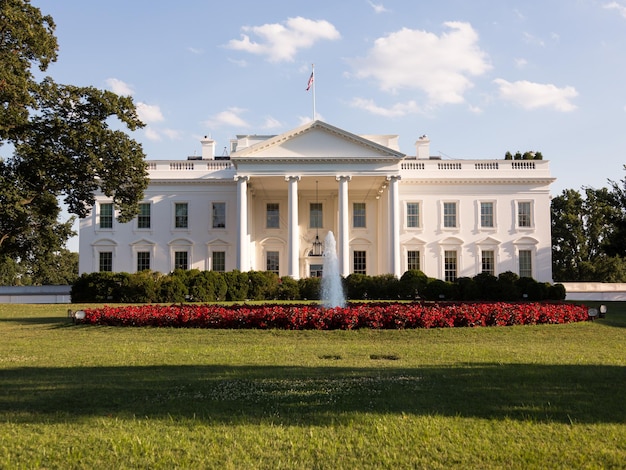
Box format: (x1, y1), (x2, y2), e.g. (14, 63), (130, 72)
(204, 107), (251, 128)
(228, 58), (248, 67)
(226, 17), (340, 62)
(136, 102), (165, 123)
(162, 128), (183, 140)
(493, 79), (578, 111)
(261, 116), (282, 129)
(368, 1), (389, 13)
(515, 58), (528, 69)
(105, 78), (134, 96)
(144, 128), (161, 141)
(187, 47), (203, 55)
(523, 32), (545, 47)
(350, 97), (421, 117)
(350, 22), (491, 105)
(604, 1), (626, 18)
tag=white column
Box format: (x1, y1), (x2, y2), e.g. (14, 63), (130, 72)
(236, 176), (249, 272)
(337, 175), (351, 277)
(388, 175), (401, 278)
(286, 175), (300, 279)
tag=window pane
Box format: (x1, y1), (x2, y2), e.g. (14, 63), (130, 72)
(407, 203), (420, 228)
(175, 203), (188, 228)
(137, 203), (151, 229)
(480, 202), (494, 228)
(407, 250), (420, 271)
(310, 203), (323, 228)
(353, 250), (367, 275)
(174, 251), (188, 270)
(444, 250), (457, 282)
(519, 250), (532, 278)
(137, 251), (150, 272)
(266, 203), (280, 228)
(353, 202), (366, 228)
(212, 251), (225, 272)
(443, 202), (457, 228)
(99, 252), (113, 272)
(518, 202), (531, 227)
(212, 202), (226, 228)
(100, 203), (113, 229)
(481, 250), (495, 275)
(310, 264), (323, 278)
(266, 251), (279, 275)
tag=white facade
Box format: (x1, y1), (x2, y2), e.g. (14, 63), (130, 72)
(79, 120), (555, 282)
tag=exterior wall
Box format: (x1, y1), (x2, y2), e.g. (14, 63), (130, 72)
(78, 123), (555, 282)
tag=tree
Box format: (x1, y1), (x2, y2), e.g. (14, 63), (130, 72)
(0, 1), (147, 265)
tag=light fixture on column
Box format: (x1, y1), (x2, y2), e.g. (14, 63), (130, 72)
(310, 180), (323, 256)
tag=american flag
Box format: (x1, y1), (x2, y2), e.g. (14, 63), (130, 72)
(306, 71), (314, 91)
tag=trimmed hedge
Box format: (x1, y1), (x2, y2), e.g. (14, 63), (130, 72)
(71, 269), (566, 303)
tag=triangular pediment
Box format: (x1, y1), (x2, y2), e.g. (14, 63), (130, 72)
(230, 120), (405, 162)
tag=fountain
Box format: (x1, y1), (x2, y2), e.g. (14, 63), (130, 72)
(321, 231), (346, 308)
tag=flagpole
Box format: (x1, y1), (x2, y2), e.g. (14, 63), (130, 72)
(312, 64), (316, 121)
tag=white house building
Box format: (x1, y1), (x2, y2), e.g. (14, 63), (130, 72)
(78, 120), (555, 282)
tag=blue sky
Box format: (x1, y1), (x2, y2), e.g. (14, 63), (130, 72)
(33, 0), (626, 248)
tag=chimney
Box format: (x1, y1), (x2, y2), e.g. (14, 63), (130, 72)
(415, 135), (430, 159)
(201, 135), (215, 160)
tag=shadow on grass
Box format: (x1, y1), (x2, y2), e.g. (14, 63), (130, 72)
(1, 363), (624, 426)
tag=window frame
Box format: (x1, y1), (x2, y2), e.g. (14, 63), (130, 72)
(444, 250), (458, 282)
(407, 250), (420, 272)
(479, 201), (495, 229)
(309, 202), (323, 229)
(517, 201), (533, 229)
(174, 202), (189, 229)
(352, 202), (366, 228)
(481, 249), (495, 276)
(353, 250), (367, 275)
(174, 251), (189, 271)
(442, 201), (458, 229)
(98, 251), (113, 272)
(136, 251), (151, 272)
(212, 202), (226, 229)
(519, 249), (533, 278)
(266, 251), (280, 275)
(212, 251), (226, 272)
(406, 202), (421, 229)
(266, 202), (280, 229)
(99, 203), (113, 230)
(137, 203), (151, 230)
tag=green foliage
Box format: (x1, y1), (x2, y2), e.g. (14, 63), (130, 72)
(399, 269), (428, 299)
(298, 277), (320, 300)
(71, 269), (567, 303)
(277, 276), (300, 300)
(247, 271), (280, 300)
(504, 150), (543, 160)
(0, 1), (147, 267)
(223, 270), (249, 301)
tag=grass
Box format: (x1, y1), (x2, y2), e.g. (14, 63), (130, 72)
(0, 301), (625, 469)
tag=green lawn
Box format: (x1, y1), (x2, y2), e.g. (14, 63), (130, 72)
(1, 302), (625, 469)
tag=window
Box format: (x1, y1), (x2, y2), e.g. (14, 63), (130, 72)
(518, 201), (532, 228)
(310, 264), (323, 278)
(266, 203), (280, 228)
(407, 202), (420, 228)
(310, 203), (323, 228)
(100, 203), (113, 229)
(407, 250), (420, 271)
(212, 251), (225, 272)
(266, 251), (279, 275)
(137, 251), (151, 272)
(444, 250), (457, 282)
(353, 202), (366, 228)
(353, 250), (367, 274)
(137, 203), (151, 229)
(99, 252), (113, 272)
(443, 202), (457, 228)
(212, 202), (226, 229)
(174, 251), (188, 270)
(481, 250), (495, 276)
(480, 202), (494, 228)
(519, 250), (532, 278)
(175, 203), (188, 229)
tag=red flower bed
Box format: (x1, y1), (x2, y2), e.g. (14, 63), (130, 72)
(76, 302), (589, 330)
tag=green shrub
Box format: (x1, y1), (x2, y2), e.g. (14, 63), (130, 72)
(247, 271), (280, 300)
(223, 270), (249, 301)
(399, 270), (428, 299)
(277, 276), (300, 300)
(298, 277), (320, 300)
